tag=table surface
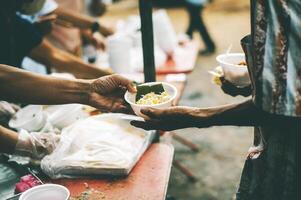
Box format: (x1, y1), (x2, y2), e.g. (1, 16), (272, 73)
(53, 143), (174, 200)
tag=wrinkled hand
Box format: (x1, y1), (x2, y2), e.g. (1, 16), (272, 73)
(220, 77), (252, 97)
(88, 74), (136, 113)
(130, 106), (210, 131)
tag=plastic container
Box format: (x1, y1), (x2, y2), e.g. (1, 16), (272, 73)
(216, 53), (250, 86)
(9, 105), (46, 132)
(107, 34), (132, 73)
(48, 104), (83, 129)
(153, 10), (178, 55)
(124, 82), (177, 117)
(19, 184), (70, 200)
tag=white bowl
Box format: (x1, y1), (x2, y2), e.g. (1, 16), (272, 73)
(9, 105), (46, 132)
(48, 104), (84, 129)
(19, 184), (70, 200)
(124, 82), (177, 117)
(216, 53), (250, 86)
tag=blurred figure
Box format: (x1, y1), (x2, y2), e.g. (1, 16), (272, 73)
(0, 0), (112, 79)
(185, 0), (215, 55)
(88, 0), (107, 17)
(31, 0), (113, 56)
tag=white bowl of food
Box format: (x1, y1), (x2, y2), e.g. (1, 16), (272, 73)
(9, 105), (47, 132)
(216, 53), (250, 86)
(125, 82), (177, 117)
(19, 184), (70, 200)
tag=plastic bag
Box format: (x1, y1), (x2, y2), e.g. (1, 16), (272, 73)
(41, 114), (155, 179)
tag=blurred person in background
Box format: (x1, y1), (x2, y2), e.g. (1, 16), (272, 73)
(20, 0), (114, 56)
(47, 0), (114, 56)
(132, 1), (301, 199)
(0, 0), (112, 79)
(185, 0), (216, 55)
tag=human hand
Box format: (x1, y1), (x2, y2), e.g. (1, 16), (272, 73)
(82, 30), (106, 50)
(88, 74), (136, 113)
(220, 77), (252, 97)
(99, 26), (114, 37)
(15, 130), (61, 160)
(130, 106), (211, 131)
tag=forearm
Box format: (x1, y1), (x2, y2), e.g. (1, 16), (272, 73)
(206, 99), (262, 126)
(54, 8), (94, 29)
(0, 125), (18, 154)
(29, 40), (112, 79)
(193, 99), (301, 127)
(0, 64), (91, 105)
(54, 8), (110, 36)
(49, 49), (112, 79)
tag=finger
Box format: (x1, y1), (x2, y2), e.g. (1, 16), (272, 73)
(140, 108), (161, 119)
(130, 120), (157, 130)
(113, 75), (137, 93)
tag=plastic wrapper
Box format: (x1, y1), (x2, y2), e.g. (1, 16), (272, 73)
(41, 114), (155, 179)
(15, 130), (61, 160)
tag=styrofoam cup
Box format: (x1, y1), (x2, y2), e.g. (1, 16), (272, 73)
(9, 105), (46, 132)
(124, 82), (177, 117)
(19, 184), (70, 200)
(216, 53), (250, 86)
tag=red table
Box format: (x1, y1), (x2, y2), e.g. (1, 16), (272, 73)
(53, 144), (174, 200)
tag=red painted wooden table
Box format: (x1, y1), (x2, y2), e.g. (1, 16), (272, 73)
(53, 143), (174, 200)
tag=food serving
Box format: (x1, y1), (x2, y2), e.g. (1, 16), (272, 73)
(216, 53), (250, 86)
(135, 83), (171, 105)
(124, 82), (177, 117)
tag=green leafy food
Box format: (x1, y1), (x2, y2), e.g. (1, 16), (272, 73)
(136, 83), (165, 102)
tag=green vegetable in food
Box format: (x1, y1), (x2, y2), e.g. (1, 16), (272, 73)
(135, 83), (165, 102)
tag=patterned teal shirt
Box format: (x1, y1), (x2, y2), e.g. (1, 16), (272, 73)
(249, 0), (301, 117)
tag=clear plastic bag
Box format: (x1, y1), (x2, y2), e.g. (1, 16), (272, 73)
(41, 114), (155, 179)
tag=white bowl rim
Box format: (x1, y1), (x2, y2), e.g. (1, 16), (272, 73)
(216, 53), (246, 68)
(9, 105), (44, 128)
(124, 82), (178, 107)
(19, 184), (70, 200)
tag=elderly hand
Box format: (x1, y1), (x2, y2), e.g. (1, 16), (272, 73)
(220, 77), (252, 97)
(130, 106), (212, 131)
(88, 74), (136, 113)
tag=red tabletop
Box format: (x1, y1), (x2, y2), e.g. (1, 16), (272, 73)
(53, 143), (174, 200)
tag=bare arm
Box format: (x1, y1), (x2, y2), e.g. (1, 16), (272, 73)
(29, 39), (112, 79)
(0, 64), (90, 105)
(131, 99), (300, 131)
(0, 65), (135, 111)
(54, 7), (113, 36)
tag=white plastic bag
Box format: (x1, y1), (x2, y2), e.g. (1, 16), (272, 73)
(41, 114), (155, 179)
(153, 10), (178, 55)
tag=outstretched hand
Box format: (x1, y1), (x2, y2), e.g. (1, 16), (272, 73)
(88, 74), (136, 113)
(130, 106), (212, 131)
